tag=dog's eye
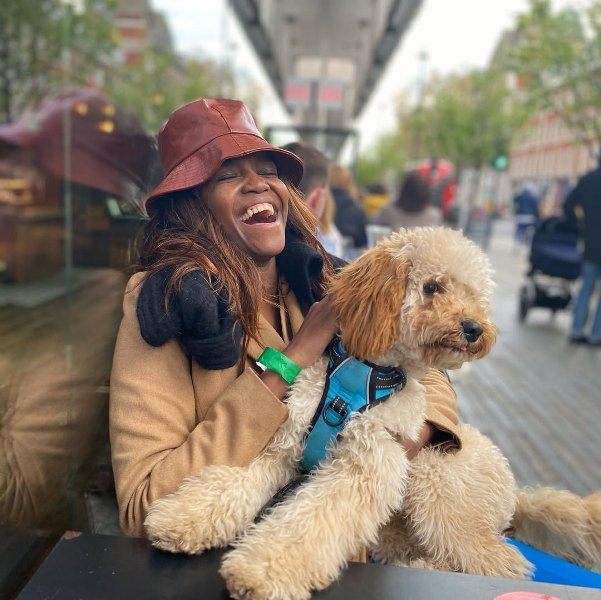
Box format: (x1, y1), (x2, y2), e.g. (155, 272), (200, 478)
(423, 282), (441, 296)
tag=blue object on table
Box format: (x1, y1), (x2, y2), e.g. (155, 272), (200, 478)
(507, 538), (601, 589)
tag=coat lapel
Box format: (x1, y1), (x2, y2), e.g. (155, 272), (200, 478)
(285, 286), (305, 336)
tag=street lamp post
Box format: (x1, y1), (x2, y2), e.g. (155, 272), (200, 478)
(412, 50), (429, 160)
(58, 0), (85, 527)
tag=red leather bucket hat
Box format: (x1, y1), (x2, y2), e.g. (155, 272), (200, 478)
(145, 98), (304, 214)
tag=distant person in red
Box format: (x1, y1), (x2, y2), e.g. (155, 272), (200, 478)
(441, 179), (458, 222)
(417, 157), (456, 222)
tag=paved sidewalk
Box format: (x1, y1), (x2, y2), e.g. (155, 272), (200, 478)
(454, 218), (601, 496)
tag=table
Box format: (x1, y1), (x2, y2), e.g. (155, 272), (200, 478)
(0, 530), (58, 599)
(15, 532), (600, 599)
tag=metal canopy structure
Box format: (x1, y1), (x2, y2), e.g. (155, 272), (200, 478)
(230, 0), (422, 156)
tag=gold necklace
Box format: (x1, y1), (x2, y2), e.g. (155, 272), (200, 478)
(263, 277), (283, 307)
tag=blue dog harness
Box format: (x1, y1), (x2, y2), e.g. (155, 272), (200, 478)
(301, 337), (406, 472)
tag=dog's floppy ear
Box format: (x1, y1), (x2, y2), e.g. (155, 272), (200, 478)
(330, 246), (411, 360)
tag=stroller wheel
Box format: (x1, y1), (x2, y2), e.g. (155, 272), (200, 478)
(519, 286), (530, 322)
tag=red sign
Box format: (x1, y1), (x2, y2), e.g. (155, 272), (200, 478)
(284, 80), (312, 107)
(317, 82), (344, 108)
(284, 80), (345, 110)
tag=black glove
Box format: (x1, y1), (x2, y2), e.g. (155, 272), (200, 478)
(136, 267), (243, 370)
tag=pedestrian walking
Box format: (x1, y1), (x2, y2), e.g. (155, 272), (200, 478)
(513, 181), (540, 248)
(564, 161), (601, 346)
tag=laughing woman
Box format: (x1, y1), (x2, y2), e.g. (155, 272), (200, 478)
(109, 98), (462, 539)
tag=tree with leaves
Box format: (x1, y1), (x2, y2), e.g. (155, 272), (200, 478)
(357, 65), (526, 189)
(0, 0), (117, 124)
(355, 130), (406, 187)
(104, 49), (222, 132)
(400, 67), (527, 172)
(508, 0), (601, 157)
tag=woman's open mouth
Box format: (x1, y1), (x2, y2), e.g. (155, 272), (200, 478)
(240, 202), (277, 225)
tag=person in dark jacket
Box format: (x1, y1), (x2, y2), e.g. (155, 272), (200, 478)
(329, 164), (368, 249)
(281, 141), (344, 258)
(563, 162), (601, 346)
(513, 181), (540, 247)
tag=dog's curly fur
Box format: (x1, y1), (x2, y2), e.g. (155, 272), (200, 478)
(144, 227), (598, 599)
(512, 487), (601, 573)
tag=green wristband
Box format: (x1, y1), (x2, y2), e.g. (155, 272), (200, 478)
(257, 347), (302, 385)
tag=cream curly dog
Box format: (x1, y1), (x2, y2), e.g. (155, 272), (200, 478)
(144, 227), (578, 599)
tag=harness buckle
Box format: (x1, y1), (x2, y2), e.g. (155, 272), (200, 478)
(322, 397), (349, 427)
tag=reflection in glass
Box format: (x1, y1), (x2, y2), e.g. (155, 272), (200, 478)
(0, 87), (158, 533)
(0, 0), (228, 546)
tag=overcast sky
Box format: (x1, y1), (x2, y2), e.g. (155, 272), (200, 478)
(151, 0), (575, 152)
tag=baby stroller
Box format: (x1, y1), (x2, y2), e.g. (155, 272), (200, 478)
(518, 216), (582, 322)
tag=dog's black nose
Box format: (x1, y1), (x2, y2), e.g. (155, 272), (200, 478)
(461, 320), (483, 343)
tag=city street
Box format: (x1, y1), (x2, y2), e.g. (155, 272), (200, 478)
(455, 218), (601, 496)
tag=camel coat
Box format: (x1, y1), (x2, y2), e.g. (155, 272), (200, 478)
(110, 272), (461, 538)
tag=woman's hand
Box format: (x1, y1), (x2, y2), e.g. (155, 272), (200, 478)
(386, 423), (435, 460)
(259, 296), (337, 401)
(283, 296), (338, 369)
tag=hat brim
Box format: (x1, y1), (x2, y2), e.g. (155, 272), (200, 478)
(145, 133), (303, 215)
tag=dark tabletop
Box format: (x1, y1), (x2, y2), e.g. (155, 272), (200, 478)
(13, 532), (600, 599)
(0, 530), (58, 600)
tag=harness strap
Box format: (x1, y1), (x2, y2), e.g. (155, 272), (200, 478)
(301, 337), (405, 472)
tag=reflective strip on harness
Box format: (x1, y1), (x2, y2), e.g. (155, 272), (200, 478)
(301, 338), (405, 472)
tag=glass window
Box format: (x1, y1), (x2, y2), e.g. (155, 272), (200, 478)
(0, 2), (226, 595)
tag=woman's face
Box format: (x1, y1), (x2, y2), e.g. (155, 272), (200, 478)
(200, 152), (289, 265)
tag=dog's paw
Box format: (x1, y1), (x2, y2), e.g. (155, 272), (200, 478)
(220, 550), (312, 600)
(459, 541), (534, 580)
(144, 494), (211, 554)
(145, 466), (262, 554)
(501, 544), (534, 580)
(144, 487), (236, 554)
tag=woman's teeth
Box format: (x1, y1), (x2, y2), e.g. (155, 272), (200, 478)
(241, 203), (275, 222)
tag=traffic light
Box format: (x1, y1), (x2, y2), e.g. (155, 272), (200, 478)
(492, 155), (508, 170)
